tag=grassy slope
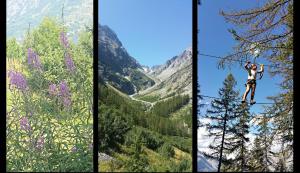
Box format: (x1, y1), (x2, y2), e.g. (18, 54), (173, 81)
(99, 84), (192, 172)
(99, 134), (191, 172)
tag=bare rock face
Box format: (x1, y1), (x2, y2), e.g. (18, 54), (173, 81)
(139, 47), (192, 98)
(99, 25), (155, 95)
(99, 24), (191, 98)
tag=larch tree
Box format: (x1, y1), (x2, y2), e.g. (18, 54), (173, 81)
(248, 137), (265, 171)
(249, 113), (274, 172)
(220, 0), (293, 169)
(223, 103), (251, 172)
(202, 73), (240, 172)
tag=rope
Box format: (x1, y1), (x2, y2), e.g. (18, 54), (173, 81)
(198, 53), (278, 68)
(199, 94), (278, 105)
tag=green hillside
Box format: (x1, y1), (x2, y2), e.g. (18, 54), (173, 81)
(98, 83), (192, 172)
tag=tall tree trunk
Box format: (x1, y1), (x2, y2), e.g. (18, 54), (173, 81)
(218, 108), (228, 172)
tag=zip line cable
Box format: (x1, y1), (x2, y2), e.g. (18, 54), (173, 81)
(199, 94), (278, 105)
(198, 53), (278, 68)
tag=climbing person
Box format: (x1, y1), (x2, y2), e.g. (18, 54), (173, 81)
(241, 61), (264, 105)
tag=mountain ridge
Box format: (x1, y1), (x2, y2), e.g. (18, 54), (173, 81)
(98, 24), (155, 95)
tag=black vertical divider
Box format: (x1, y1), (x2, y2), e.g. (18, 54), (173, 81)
(192, 0), (198, 172)
(93, 0), (99, 172)
(1, 0), (7, 172)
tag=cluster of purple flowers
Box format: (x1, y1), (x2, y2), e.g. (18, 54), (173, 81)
(27, 48), (42, 71)
(48, 81), (71, 108)
(20, 117), (31, 131)
(8, 71), (28, 91)
(59, 81), (70, 97)
(64, 52), (76, 72)
(49, 83), (57, 95)
(60, 31), (70, 49)
(59, 81), (71, 107)
(60, 31), (76, 73)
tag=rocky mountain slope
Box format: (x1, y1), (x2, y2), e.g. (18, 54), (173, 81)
(98, 25), (155, 95)
(135, 47), (192, 101)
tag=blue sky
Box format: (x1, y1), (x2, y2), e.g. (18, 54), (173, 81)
(198, 0), (283, 119)
(99, 0), (192, 67)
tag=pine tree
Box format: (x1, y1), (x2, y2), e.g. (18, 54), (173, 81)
(248, 137), (265, 171)
(224, 103), (251, 172)
(273, 138), (292, 172)
(250, 113), (274, 172)
(220, 0), (293, 169)
(202, 74), (240, 172)
(197, 84), (205, 128)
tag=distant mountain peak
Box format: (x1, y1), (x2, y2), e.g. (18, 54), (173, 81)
(149, 47), (192, 80)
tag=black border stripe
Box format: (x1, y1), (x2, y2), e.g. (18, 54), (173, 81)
(1, 0), (7, 172)
(93, 0), (99, 172)
(192, 0), (198, 172)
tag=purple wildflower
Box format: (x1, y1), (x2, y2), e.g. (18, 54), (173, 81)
(36, 136), (45, 150)
(59, 81), (70, 97)
(8, 71), (28, 91)
(27, 48), (42, 71)
(64, 52), (76, 72)
(60, 31), (69, 48)
(20, 117), (31, 131)
(59, 81), (71, 107)
(49, 83), (57, 95)
(71, 146), (77, 152)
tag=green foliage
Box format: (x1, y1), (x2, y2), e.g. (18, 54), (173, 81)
(125, 137), (149, 172)
(224, 103), (251, 171)
(151, 94), (190, 117)
(171, 157), (192, 172)
(6, 38), (23, 59)
(135, 94), (160, 103)
(203, 74), (241, 170)
(6, 18), (93, 172)
(99, 64), (192, 172)
(163, 136), (192, 154)
(98, 105), (131, 152)
(125, 127), (164, 151)
(248, 137), (267, 171)
(221, 1), (294, 169)
(159, 143), (175, 158)
(135, 112), (190, 137)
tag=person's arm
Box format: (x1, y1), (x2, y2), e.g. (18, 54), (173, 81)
(244, 61), (250, 70)
(258, 64), (264, 79)
(258, 64), (264, 73)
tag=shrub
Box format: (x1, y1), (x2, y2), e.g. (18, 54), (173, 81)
(159, 143), (175, 158)
(6, 18), (93, 172)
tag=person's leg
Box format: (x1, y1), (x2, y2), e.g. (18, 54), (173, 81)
(250, 84), (256, 104)
(242, 84), (250, 102)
